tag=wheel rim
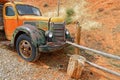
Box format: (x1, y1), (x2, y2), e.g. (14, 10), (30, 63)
(19, 40), (32, 58)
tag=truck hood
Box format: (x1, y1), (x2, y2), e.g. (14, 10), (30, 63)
(19, 16), (50, 21)
(18, 16), (64, 31)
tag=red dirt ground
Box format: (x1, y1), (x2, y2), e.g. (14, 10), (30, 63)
(81, 0), (120, 80)
(84, 0), (120, 54)
(19, 0), (120, 80)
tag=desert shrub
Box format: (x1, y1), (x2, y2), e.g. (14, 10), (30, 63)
(65, 8), (75, 24)
(65, 17), (73, 24)
(66, 8), (75, 17)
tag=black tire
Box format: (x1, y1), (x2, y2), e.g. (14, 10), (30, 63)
(16, 34), (40, 62)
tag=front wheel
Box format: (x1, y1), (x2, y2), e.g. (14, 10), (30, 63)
(16, 34), (40, 62)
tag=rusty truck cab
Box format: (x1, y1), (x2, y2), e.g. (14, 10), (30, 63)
(0, 1), (43, 40)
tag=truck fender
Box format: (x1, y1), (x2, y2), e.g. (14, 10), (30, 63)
(11, 24), (46, 48)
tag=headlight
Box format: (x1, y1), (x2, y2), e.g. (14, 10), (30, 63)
(45, 31), (53, 42)
(66, 30), (69, 35)
(48, 32), (53, 38)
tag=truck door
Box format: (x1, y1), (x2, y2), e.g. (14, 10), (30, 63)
(3, 4), (18, 40)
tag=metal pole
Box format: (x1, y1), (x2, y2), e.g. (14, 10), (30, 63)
(57, 0), (60, 16)
(86, 60), (120, 77)
(66, 41), (120, 60)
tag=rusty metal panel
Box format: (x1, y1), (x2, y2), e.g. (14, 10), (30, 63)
(0, 0), (9, 4)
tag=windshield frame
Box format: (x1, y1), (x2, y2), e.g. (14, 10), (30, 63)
(16, 4), (42, 16)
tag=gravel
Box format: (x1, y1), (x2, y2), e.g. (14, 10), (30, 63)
(0, 43), (108, 80)
(0, 44), (72, 80)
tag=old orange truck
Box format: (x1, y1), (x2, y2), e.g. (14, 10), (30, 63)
(0, 0), (73, 62)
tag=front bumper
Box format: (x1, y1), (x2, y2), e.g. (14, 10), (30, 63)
(39, 42), (69, 52)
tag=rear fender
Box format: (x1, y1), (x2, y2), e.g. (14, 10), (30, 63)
(11, 24), (46, 48)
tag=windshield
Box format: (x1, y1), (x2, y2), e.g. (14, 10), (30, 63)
(16, 4), (41, 16)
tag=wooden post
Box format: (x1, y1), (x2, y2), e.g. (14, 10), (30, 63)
(57, 0), (60, 16)
(75, 22), (81, 54)
(67, 55), (86, 79)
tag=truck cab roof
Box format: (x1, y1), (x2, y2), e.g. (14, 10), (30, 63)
(1, 1), (36, 8)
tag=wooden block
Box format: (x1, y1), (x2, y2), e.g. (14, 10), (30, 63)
(67, 55), (86, 79)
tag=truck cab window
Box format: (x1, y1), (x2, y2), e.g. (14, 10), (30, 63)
(6, 6), (15, 16)
(16, 4), (41, 16)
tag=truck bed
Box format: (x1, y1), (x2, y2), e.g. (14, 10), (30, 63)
(0, 30), (6, 41)
(0, 4), (3, 30)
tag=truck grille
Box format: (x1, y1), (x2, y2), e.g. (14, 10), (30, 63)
(52, 23), (65, 42)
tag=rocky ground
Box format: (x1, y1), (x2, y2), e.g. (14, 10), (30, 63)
(0, 42), (71, 80)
